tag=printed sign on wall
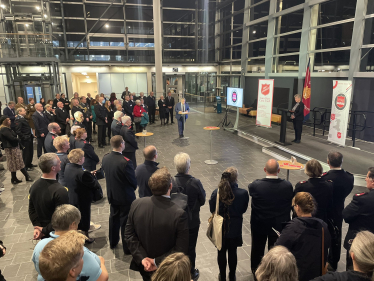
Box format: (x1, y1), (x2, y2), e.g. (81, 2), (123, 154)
(256, 79), (274, 128)
(328, 80), (352, 146)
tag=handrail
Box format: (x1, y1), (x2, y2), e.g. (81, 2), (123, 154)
(348, 111), (374, 147)
(310, 107), (331, 136)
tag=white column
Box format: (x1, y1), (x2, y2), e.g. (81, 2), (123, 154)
(153, 0), (163, 99)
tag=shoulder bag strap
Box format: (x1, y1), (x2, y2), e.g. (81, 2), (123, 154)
(215, 189), (220, 216)
(322, 226), (325, 274)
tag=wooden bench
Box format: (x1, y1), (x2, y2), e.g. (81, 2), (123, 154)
(239, 108), (282, 124)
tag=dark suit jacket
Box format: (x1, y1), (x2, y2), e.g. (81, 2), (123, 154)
(32, 111), (50, 137)
(3, 107), (16, 128)
(248, 178), (293, 233)
(44, 132), (58, 153)
(165, 96), (175, 108)
(146, 96), (156, 108)
(120, 125), (138, 152)
(94, 104), (107, 126)
(102, 151), (137, 206)
(45, 111), (55, 123)
(293, 101), (305, 121)
(136, 160), (159, 198)
(75, 139), (99, 171)
(123, 101), (133, 116)
(55, 108), (70, 126)
(15, 116), (32, 140)
(125, 196), (189, 267)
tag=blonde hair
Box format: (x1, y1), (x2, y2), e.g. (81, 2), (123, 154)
(45, 104), (52, 110)
(256, 246), (298, 281)
(151, 253), (191, 281)
(304, 159), (323, 178)
(350, 231), (374, 281)
(75, 128), (87, 140)
(68, 149), (84, 164)
(39, 231), (86, 281)
(174, 152), (190, 174)
(53, 136), (69, 151)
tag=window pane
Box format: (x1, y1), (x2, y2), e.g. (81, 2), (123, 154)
(163, 9), (196, 22)
(90, 37), (125, 47)
(128, 50), (155, 62)
(87, 21), (124, 34)
(248, 40), (266, 57)
(50, 3), (61, 17)
(163, 23), (195, 36)
(248, 58), (266, 73)
(164, 37), (195, 49)
(317, 0), (357, 25)
(126, 22), (154, 34)
(163, 50), (196, 62)
(360, 48), (374, 72)
(222, 47), (231, 60)
(63, 4), (83, 18)
(86, 5), (123, 19)
(363, 18), (374, 45)
(249, 21), (268, 41)
(275, 32), (301, 54)
(253, 1), (270, 20)
(315, 22), (353, 50)
(275, 9), (303, 34)
(163, 0), (195, 9)
(65, 20), (85, 32)
(273, 55), (299, 73)
(128, 38), (154, 47)
(276, 0), (304, 12)
(126, 0), (152, 4)
(125, 7), (153, 21)
(367, 1), (374, 15)
(313, 50), (351, 72)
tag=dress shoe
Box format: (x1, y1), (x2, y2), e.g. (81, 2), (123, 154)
(294, 140), (300, 143)
(26, 167), (33, 172)
(85, 237), (95, 244)
(291, 139), (296, 142)
(90, 139), (95, 143)
(93, 131), (97, 134)
(11, 179), (22, 184)
(26, 177), (33, 182)
(98, 145), (104, 148)
(181, 134), (184, 137)
(179, 135), (183, 138)
(31, 164), (37, 167)
(218, 273), (225, 281)
(191, 269), (199, 281)
(171, 122), (175, 124)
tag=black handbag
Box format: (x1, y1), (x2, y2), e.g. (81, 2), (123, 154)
(92, 182), (103, 202)
(95, 167), (105, 180)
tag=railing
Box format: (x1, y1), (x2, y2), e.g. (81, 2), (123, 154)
(309, 107), (331, 136)
(348, 111), (374, 147)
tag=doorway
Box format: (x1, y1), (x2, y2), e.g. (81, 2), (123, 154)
(24, 85), (42, 104)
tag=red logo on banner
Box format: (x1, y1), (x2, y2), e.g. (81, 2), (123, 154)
(261, 84), (270, 96)
(331, 114), (335, 121)
(336, 96), (345, 109)
(337, 132), (341, 139)
(232, 91), (237, 103)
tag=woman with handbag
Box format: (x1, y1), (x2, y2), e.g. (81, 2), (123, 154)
(133, 99), (146, 134)
(74, 128), (99, 172)
(65, 149), (101, 243)
(158, 96), (167, 126)
(0, 116), (32, 184)
(275, 192), (331, 281)
(209, 167), (249, 281)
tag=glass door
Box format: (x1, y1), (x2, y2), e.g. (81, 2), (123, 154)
(25, 85), (42, 103)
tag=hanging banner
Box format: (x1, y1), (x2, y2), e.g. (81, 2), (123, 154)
(302, 58), (311, 121)
(256, 79), (274, 128)
(328, 80), (352, 146)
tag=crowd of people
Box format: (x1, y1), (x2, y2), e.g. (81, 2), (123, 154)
(0, 91), (373, 281)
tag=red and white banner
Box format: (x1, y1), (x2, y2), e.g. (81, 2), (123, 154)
(302, 58), (311, 121)
(328, 80), (352, 146)
(256, 79), (274, 128)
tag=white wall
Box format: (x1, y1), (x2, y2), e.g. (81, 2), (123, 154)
(98, 73), (147, 99)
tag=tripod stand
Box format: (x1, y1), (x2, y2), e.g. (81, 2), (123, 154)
(217, 107), (233, 128)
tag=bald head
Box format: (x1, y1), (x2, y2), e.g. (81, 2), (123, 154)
(143, 145), (157, 161)
(264, 159), (280, 175)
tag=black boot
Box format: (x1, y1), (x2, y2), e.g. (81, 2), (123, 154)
(85, 231), (95, 244)
(11, 172), (22, 184)
(20, 168), (32, 182)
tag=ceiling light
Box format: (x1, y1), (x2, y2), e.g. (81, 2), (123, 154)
(86, 76), (89, 78)
(0, 5), (5, 9)
(81, 72), (87, 75)
(44, 14), (47, 18)
(36, 6), (40, 10)
(25, 24), (29, 27)
(253, 30), (256, 34)
(105, 24), (109, 28)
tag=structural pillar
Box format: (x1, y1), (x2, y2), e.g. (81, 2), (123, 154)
(264, 0), (277, 77)
(153, 0), (163, 98)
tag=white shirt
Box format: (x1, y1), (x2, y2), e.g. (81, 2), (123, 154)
(266, 176), (278, 179)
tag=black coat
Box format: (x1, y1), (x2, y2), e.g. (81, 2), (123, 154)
(69, 135), (76, 150)
(32, 111), (50, 137)
(121, 90), (131, 100)
(15, 116), (32, 141)
(294, 178), (334, 223)
(312, 271), (372, 281)
(209, 182), (249, 239)
(3, 107), (16, 128)
(125, 196), (189, 267)
(165, 96), (175, 108)
(44, 111), (55, 123)
(0, 127), (20, 148)
(158, 99), (166, 118)
(123, 101), (133, 116)
(94, 104), (107, 126)
(135, 160), (159, 198)
(102, 151), (137, 206)
(44, 132), (58, 153)
(321, 169), (354, 227)
(146, 96), (156, 108)
(172, 173), (206, 229)
(56, 152), (69, 187)
(74, 139), (99, 171)
(111, 120), (122, 136)
(55, 108), (70, 127)
(62, 98), (70, 112)
(106, 107), (114, 124)
(120, 125), (138, 152)
(276, 217), (331, 281)
(293, 101), (305, 121)
(248, 178), (293, 234)
(64, 163), (100, 207)
(343, 189), (374, 250)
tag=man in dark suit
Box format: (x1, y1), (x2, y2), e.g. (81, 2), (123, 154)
(322, 151), (354, 271)
(44, 123), (61, 153)
(135, 145), (159, 198)
(120, 116), (138, 168)
(123, 95), (133, 117)
(52, 93), (61, 109)
(32, 103), (50, 158)
(121, 87), (131, 100)
(15, 107), (36, 171)
(146, 92), (156, 124)
(343, 167), (374, 270)
(165, 91), (175, 124)
(86, 93), (92, 105)
(248, 159), (293, 274)
(3, 101), (16, 131)
(80, 96), (93, 142)
(289, 94), (305, 143)
(125, 167), (189, 281)
(94, 97), (108, 148)
(55, 101), (70, 135)
(102, 135), (137, 255)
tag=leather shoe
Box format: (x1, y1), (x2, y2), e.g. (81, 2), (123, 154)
(90, 139), (95, 143)
(294, 140), (300, 143)
(26, 177), (33, 182)
(31, 164), (37, 167)
(191, 269), (199, 281)
(98, 145), (104, 148)
(11, 179), (22, 184)
(291, 139), (296, 142)
(26, 167), (33, 171)
(85, 237), (95, 244)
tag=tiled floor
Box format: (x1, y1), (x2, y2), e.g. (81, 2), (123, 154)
(0, 109), (366, 281)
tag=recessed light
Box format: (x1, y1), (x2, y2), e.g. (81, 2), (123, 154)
(0, 5), (5, 9)
(105, 24), (109, 28)
(36, 6), (40, 10)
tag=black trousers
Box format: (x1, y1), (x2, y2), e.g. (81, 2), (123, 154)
(98, 125), (106, 145)
(293, 119), (303, 141)
(21, 138), (33, 168)
(77, 192), (92, 233)
(85, 121), (92, 141)
(218, 238), (239, 279)
(250, 228), (278, 272)
(346, 249), (353, 271)
(109, 204), (131, 254)
(188, 226), (200, 272)
(328, 220), (343, 270)
(36, 136), (46, 158)
(123, 151), (137, 169)
(148, 106), (155, 123)
(106, 122), (112, 139)
(166, 107), (174, 123)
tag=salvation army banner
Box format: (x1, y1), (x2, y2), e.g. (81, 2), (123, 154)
(256, 79), (274, 128)
(328, 80), (352, 146)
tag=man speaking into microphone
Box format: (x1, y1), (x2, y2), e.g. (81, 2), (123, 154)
(175, 98), (190, 138)
(289, 94), (304, 143)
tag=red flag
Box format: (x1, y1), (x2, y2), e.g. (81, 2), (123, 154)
(302, 58), (311, 121)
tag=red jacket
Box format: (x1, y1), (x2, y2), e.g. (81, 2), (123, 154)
(133, 105), (146, 117)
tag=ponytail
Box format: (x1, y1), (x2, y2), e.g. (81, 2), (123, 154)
(218, 172), (235, 206)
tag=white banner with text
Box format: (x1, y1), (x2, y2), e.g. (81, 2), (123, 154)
(256, 79), (274, 128)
